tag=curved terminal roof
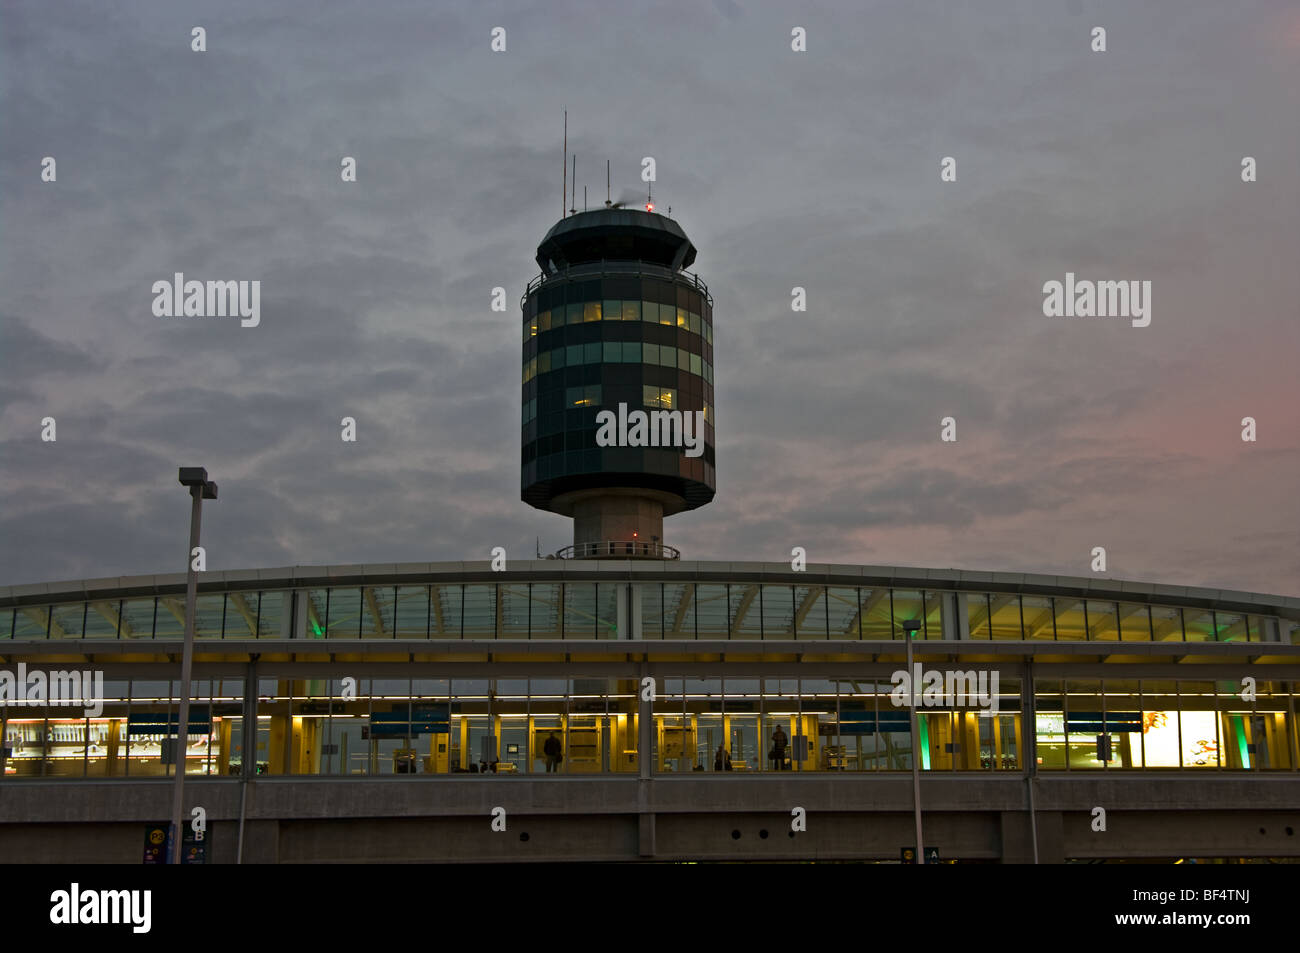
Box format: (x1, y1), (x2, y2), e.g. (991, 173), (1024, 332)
(535, 208), (697, 272)
(4, 561), (1298, 624)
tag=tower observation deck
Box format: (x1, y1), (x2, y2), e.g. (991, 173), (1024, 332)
(521, 208), (716, 558)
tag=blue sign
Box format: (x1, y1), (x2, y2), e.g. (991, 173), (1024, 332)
(368, 704), (449, 737)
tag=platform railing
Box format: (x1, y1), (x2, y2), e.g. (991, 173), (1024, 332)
(553, 540), (681, 560)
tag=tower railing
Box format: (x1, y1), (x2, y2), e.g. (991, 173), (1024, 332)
(523, 259), (712, 306)
(553, 540), (681, 560)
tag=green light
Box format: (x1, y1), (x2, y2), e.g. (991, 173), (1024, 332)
(918, 715), (931, 770)
(312, 621), (323, 637)
(1232, 715), (1250, 769)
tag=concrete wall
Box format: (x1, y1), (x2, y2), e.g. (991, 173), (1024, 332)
(1, 775), (1296, 863)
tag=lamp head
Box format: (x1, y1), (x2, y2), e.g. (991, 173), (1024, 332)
(178, 467), (218, 500)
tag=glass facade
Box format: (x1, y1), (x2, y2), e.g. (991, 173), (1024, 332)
(3, 672), (1292, 779)
(1, 585), (1290, 645)
(520, 272), (717, 507)
(2, 677), (242, 778)
(1032, 678), (1296, 770)
(4, 567), (1294, 783)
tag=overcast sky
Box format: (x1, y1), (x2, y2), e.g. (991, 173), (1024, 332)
(1, 0), (1297, 595)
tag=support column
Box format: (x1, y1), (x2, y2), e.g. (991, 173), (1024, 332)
(241, 658), (258, 779)
(1023, 660), (1039, 863)
(637, 660), (655, 857)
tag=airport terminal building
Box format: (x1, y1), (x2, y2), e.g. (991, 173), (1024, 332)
(1, 562), (1299, 863)
(2, 208), (1297, 863)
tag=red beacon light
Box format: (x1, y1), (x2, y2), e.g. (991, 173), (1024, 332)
(645, 202), (654, 212)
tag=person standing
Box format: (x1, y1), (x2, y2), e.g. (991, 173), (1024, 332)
(543, 731), (563, 773)
(714, 744), (732, 771)
(770, 724), (788, 771)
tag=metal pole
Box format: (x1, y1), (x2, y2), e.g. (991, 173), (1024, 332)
(907, 629), (925, 864)
(169, 486), (202, 864)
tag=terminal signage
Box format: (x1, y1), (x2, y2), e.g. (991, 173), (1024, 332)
(900, 846), (940, 864)
(142, 823), (207, 864)
(838, 706), (911, 734)
(127, 706), (210, 736)
(368, 704), (449, 738)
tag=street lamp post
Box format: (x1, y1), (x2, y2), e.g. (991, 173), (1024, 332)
(902, 618), (924, 864)
(171, 467), (217, 865)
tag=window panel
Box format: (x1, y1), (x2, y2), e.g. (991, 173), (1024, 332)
(500, 584), (529, 640)
(1117, 603), (1151, 641)
(254, 591), (284, 638)
(223, 592), (259, 638)
(662, 584), (693, 640)
(1034, 679), (1066, 769)
(1021, 596), (1054, 640)
(1054, 599), (1087, 641)
(892, 590), (925, 640)
(966, 594), (991, 640)
(327, 589), (362, 638)
(794, 586), (828, 638)
(1086, 601), (1119, 641)
(430, 585), (460, 637)
(50, 603), (84, 640)
(990, 595), (1022, 640)
(194, 594), (224, 639)
(1178, 681), (1221, 768)
(729, 584), (763, 638)
(119, 599), (157, 640)
(1215, 612), (1248, 643)
(303, 590), (328, 638)
(761, 585), (794, 638)
(639, 583), (664, 639)
(462, 585), (496, 638)
(361, 587), (395, 638)
(1065, 679), (1105, 769)
(694, 585), (729, 638)
(394, 586), (429, 638)
(83, 601), (120, 639)
(859, 590), (892, 639)
(529, 583), (562, 638)
(1184, 609), (1215, 643)
(563, 583), (598, 639)
(1150, 606), (1182, 641)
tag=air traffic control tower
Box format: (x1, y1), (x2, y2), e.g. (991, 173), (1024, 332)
(521, 208), (716, 558)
